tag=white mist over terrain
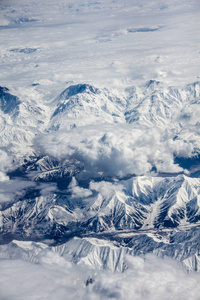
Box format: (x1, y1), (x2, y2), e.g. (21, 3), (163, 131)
(1, 251), (200, 300)
(1, 0), (200, 93)
(0, 0), (200, 299)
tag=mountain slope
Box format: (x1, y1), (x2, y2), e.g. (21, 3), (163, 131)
(0, 80), (200, 273)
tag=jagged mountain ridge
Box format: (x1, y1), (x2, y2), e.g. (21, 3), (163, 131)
(0, 225), (200, 272)
(50, 80), (200, 132)
(0, 81), (200, 154)
(0, 86), (47, 155)
(1, 173), (200, 246)
(0, 81), (200, 272)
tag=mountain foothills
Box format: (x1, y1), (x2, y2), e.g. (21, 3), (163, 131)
(0, 80), (200, 273)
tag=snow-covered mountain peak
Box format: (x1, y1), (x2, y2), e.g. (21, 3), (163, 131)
(49, 83), (126, 130)
(56, 84), (101, 101)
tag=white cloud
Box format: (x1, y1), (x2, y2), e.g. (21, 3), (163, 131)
(37, 123), (191, 178)
(39, 182), (57, 196)
(85, 254), (200, 300)
(0, 171), (9, 182)
(0, 149), (12, 182)
(0, 252), (200, 300)
(89, 180), (123, 198)
(69, 177), (92, 198)
(0, 179), (36, 207)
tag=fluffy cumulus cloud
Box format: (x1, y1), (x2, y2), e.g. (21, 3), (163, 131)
(0, 149), (12, 182)
(0, 252), (200, 300)
(69, 177), (92, 198)
(37, 123), (194, 179)
(85, 255), (200, 300)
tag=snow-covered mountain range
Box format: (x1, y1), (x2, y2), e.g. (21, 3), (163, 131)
(1, 0), (200, 298)
(0, 80), (200, 274)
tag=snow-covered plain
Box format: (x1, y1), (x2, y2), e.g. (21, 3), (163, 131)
(1, 0), (200, 299)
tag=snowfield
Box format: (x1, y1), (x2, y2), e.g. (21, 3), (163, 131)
(0, 0), (200, 299)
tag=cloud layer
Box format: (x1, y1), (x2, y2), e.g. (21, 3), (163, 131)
(0, 251), (200, 300)
(37, 123), (194, 179)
